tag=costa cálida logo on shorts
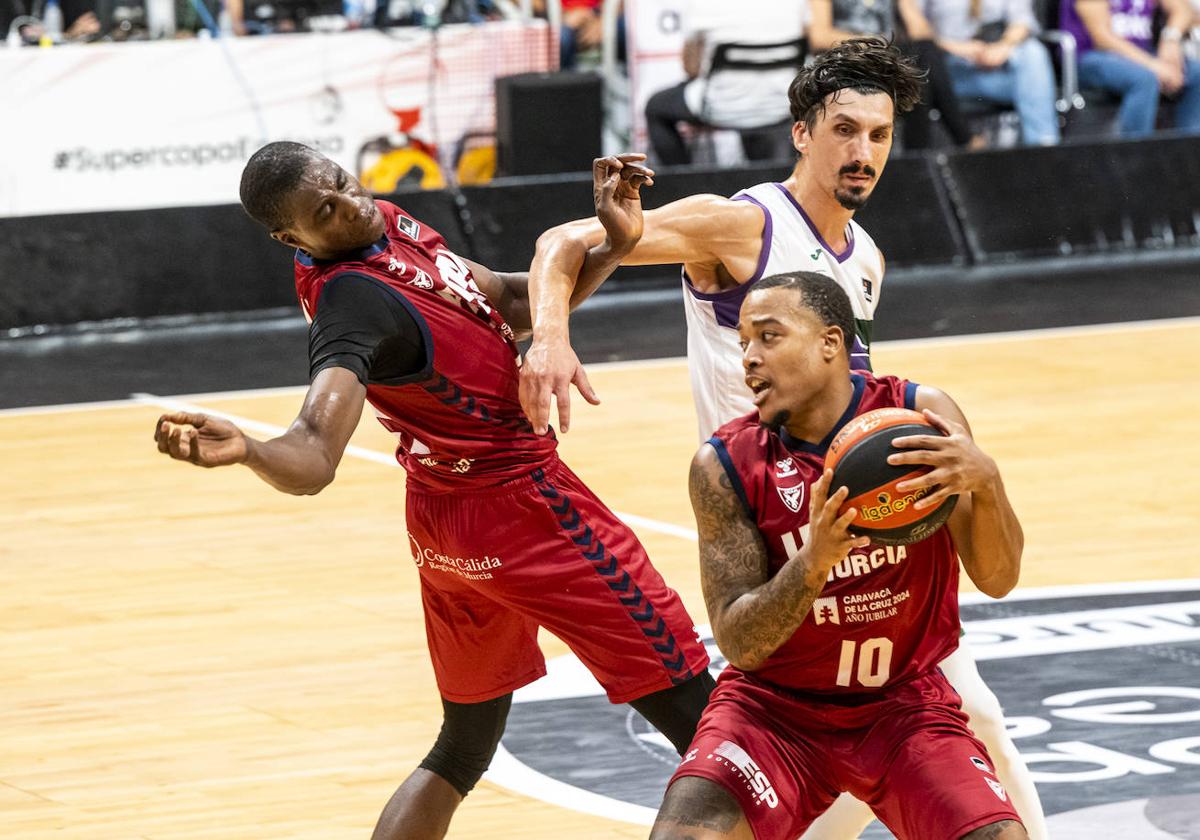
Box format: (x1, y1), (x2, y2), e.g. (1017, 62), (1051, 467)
(405, 533), (503, 580)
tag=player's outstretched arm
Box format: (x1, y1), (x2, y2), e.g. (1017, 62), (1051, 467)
(522, 157), (764, 434)
(520, 153), (654, 433)
(153, 367), (367, 496)
(890, 386), (1024, 598)
(690, 446), (869, 671)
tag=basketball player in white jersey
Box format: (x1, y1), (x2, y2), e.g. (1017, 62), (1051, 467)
(521, 37), (1048, 840)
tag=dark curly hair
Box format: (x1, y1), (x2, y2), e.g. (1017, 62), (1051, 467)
(239, 141), (319, 230)
(788, 37), (925, 127)
(754, 272), (856, 360)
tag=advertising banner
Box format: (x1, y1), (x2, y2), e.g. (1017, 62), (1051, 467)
(0, 21), (553, 217)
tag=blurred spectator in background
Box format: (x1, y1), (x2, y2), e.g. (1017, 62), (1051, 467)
(920, 0), (1061, 144)
(643, 0), (805, 165)
(1189, 0), (1200, 61)
(533, 0), (620, 69)
(3, 0), (101, 43)
(809, 0), (986, 149)
(1063, 0), (1200, 136)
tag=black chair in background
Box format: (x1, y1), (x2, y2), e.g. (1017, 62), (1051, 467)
(690, 36), (808, 163)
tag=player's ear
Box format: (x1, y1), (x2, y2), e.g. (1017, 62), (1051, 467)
(271, 229), (298, 247)
(822, 325), (844, 361)
(792, 121), (809, 155)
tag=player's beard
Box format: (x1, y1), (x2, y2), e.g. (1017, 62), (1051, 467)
(835, 187), (870, 210)
(834, 162), (876, 210)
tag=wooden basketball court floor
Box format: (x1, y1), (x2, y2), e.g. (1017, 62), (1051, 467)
(4, 317), (1199, 839)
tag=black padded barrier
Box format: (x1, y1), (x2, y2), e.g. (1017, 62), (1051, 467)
(458, 172), (596, 272)
(7, 138), (1199, 331)
(853, 155), (967, 268)
(942, 134), (1200, 262)
(0, 192), (468, 331)
(0, 204), (296, 330)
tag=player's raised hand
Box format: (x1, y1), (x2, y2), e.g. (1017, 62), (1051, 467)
(519, 341), (599, 435)
(890, 409), (999, 509)
(803, 469), (870, 575)
(593, 153), (654, 254)
(154, 411), (248, 468)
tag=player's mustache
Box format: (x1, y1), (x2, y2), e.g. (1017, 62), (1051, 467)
(839, 163), (877, 178)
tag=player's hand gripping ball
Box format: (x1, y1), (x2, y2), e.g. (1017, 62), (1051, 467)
(824, 408), (957, 545)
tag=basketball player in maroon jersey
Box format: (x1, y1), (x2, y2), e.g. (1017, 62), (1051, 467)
(650, 271), (1026, 840)
(152, 142), (713, 840)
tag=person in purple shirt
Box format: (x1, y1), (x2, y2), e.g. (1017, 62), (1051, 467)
(1062, 0), (1200, 136)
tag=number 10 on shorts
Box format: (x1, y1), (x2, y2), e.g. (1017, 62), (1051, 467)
(836, 637), (893, 687)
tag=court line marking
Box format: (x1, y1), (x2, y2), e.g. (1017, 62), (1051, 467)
(129, 394), (1200, 595)
(132, 393), (701, 543)
(4, 314), (1198, 418)
(487, 743), (659, 826)
(487, 577), (1200, 825)
(135, 393), (401, 468)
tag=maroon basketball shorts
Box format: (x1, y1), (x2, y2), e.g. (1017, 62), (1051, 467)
(404, 456), (709, 704)
(670, 669), (1022, 839)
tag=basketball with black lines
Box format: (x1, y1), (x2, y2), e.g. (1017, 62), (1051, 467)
(824, 408), (957, 545)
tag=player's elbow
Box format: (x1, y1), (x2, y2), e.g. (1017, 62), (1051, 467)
(978, 574), (1018, 599)
(714, 628), (768, 671)
(535, 222), (590, 259)
(974, 554), (1022, 599)
(724, 650), (768, 672)
(284, 455), (339, 496)
(284, 470), (335, 496)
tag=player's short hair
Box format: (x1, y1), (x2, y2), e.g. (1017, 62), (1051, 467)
(787, 37), (925, 127)
(754, 272), (856, 360)
(239, 141), (319, 230)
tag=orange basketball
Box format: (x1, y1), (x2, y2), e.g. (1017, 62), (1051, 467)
(824, 408), (957, 545)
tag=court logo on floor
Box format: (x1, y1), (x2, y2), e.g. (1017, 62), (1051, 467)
(488, 583), (1200, 838)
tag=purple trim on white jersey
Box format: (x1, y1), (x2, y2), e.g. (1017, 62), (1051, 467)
(682, 269), (757, 329)
(850, 336), (872, 372)
(731, 192), (774, 284)
(680, 191), (775, 330)
(772, 183), (855, 264)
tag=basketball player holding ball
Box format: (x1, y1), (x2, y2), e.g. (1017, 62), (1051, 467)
(651, 271), (1027, 840)
(523, 38), (1047, 840)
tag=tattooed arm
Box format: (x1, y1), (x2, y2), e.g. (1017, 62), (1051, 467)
(690, 445), (869, 672)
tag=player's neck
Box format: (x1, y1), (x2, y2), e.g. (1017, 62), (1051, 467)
(303, 235), (384, 263)
(781, 375), (853, 445)
(782, 170), (854, 253)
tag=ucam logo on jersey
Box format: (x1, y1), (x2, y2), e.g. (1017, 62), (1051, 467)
(777, 483), (805, 513)
(485, 582), (1200, 839)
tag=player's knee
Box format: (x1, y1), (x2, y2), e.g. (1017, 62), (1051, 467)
(629, 671), (716, 755)
(960, 819), (1027, 840)
(650, 776), (750, 840)
(417, 694), (512, 797)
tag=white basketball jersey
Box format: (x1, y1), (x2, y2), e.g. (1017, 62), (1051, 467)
(682, 181), (885, 441)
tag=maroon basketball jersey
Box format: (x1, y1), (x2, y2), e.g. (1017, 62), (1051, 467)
(294, 201), (556, 492)
(710, 373), (961, 698)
